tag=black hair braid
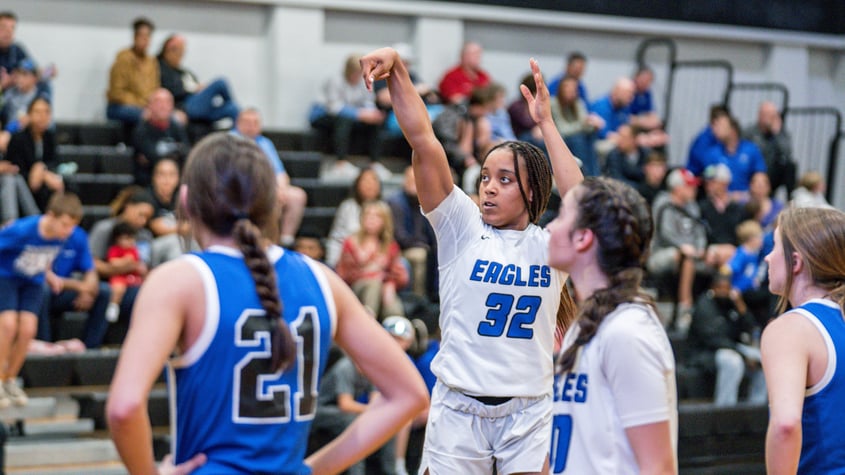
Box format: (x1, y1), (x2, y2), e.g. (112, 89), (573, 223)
(556, 177), (655, 374)
(234, 218), (296, 372)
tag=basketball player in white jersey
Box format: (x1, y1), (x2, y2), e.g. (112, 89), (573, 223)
(548, 177), (677, 474)
(361, 49), (581, 474)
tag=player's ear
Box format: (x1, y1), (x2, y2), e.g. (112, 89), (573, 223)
(574, 228), (594, 252)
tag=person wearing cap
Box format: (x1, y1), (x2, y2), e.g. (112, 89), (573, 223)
(647, 168), (712, 331)
(699, 163), (750, 268)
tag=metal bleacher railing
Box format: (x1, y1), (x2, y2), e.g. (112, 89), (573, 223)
(636, 37), (842, 207)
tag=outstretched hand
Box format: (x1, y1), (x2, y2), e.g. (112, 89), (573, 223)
(360, 48), (399, 91)
(520, 58), (553, 125)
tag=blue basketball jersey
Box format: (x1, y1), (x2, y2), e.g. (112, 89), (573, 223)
(793, 299), (845, 474)
(168, 245), (336, 474)
(0, 215), (67, 284)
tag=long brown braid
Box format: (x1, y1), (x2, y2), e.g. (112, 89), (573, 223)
(483, 140), (552, 225)
(556, 177), (655, 374)
(182, 132), (295, 371)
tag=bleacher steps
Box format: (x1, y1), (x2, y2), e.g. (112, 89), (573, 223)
(6, 461), (126, 475)
(0, 398), (58, 422)
(4, 439), (119, 470)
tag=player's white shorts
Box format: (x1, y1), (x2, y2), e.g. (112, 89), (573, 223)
(419, 380), (552, 475)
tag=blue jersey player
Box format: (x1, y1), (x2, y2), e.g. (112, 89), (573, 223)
(106, 133), (428, 475)
(362, 49), (582, 474)
(762, 207), (845, 474)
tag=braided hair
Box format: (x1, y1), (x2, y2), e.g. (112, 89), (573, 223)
(182, 132), (295, 371)
(556, 177), (655, 374)
(483, 140), (552, 225)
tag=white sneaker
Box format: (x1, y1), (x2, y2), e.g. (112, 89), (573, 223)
(106, 302), (120, 323)
(323, 160), (360, 182)
(0, 384), (11, 409)
(3, 379), (28, 406)
(369, 162), (393, 181)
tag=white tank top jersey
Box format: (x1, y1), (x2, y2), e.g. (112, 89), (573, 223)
(425, 185), (566, 398)
(551, 302), (678, 474)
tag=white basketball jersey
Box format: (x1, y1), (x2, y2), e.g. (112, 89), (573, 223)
(550, 302), (678, 474)
(426, 186), (566, 398)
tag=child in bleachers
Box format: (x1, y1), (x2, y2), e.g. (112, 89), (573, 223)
(335, 200), (408, 320)
(729, 219), (773, 325)
(104, 221), (146, 322)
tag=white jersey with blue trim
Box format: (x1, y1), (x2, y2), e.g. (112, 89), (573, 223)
(551, 302), (677, 474)
(425, 185), (566, 398)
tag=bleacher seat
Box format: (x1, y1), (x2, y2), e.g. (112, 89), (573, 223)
(281, 151), (322, 179)
(301, 207), (336, 238)
(293, 178), (349, 208)
(71, 173), (134, 206)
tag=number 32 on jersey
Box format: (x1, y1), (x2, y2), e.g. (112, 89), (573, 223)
(477, 292), (541, 339)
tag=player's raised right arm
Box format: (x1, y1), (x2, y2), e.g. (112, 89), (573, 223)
(361, 48), (453, 213)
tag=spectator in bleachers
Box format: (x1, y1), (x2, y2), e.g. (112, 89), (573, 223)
(729, 220), (773, 326)
(4, 97), (63, 211)
(0, 192), (82, 408)
(603, 124), (648, 188)
(387, 166), (437, 300)
(1, 59), (50, 142)
(743, 101), (796, 197)
(590, 77), (635, 141)
(437, 41), (491, 105)
(310, 54), (385, 181)
(647, 168), (711, 330)
(636, 150), (668, 206)
(0, 156), (40, 223)
(233, 108), (307, 247)
(293, 228), (326, 263)
(0, 11), (55, 92)
(687, 272), (765, 407)
(374, 42), (438, 142)
(336, 200), (409, 320)
(88, 187), (155, 327)
(325, 167), (382, 267)
(485, 83), (515, 142)
(707, 115), (767, 202)
(547, 51), (588, 102)
(104, 220), (146, 323)
(687, 104), (730, 177)
(550, 75), (602, 176)
(457, 85), (499, 194)
(628, 65), (662, 131)
(746, 172), (784, 232)
(105, 17), (159, 128)
(790, 170), (834, 210)
(132, 88), (189, 186)
(146, 158), (186, 267)
(157, 34), (239, 126)
(507, 72), (546, 152)
(39, 226), (111, 349)
(699, 164), (748, 268)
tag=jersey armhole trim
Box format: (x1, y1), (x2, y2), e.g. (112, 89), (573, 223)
(792, 307), (837, 397)
(169, 254), (220, 368)
(305, 257), (337, 339)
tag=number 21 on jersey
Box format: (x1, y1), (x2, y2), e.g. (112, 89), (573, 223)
(232, 306), (320, 424)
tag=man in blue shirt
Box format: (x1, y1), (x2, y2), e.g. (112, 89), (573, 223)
(590, 77), (635, 140)
(687, 105), (730, 177)
(232, 108), (307, 247)
(548, 52), (589, 103)
(708, 115), (767, 201)
(39, 226), (111, 349)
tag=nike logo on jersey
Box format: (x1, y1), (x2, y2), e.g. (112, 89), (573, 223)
(469, 259), (552, 287)
(481, 235), (490, 240)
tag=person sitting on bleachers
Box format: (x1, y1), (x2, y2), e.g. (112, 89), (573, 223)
(0, 11), (55, 93)
(88, 187), (155, 334)
(325, 167), (382, 267)
(387, 166), (437, 300)
(628, 65), (662, 131)
(746, 172), (784, 233)
(105, 17), (159, 128)
(705, 115), (767, 203)
(485, 83), (516, 143)
(146, 158), (187, 266)
(157, 34), (239, 126)
(729, 220), (773, 327)
(590, 77), (636, 142)
(1, 59), (50, 150)
(687, 104), (730, 177)
(743, 101), (796, 197)
(131, 88), (190, 186)
(636, 150), (668, 206)
(310, 54), (385, 181)
(232, 107), (307, 247)
(0, 157), (40, 224)
(507, 72), (546, 153)
(603, 124), (649, 188)
(686, 272), (766, 407)
(437, 41), (491, 105)
(699, 164), (748, 268)
(4, 97), (64, 211)
(790, 170), (835, 210)
(39, 226), (111, 350)
(335, 200), (408, 320)
(547, 51), (589, 102)
(647, 168), (712, 331)
(104, 220), (146, 323)
(550, 75), (603, 176)
(293, 228), (326, 263)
